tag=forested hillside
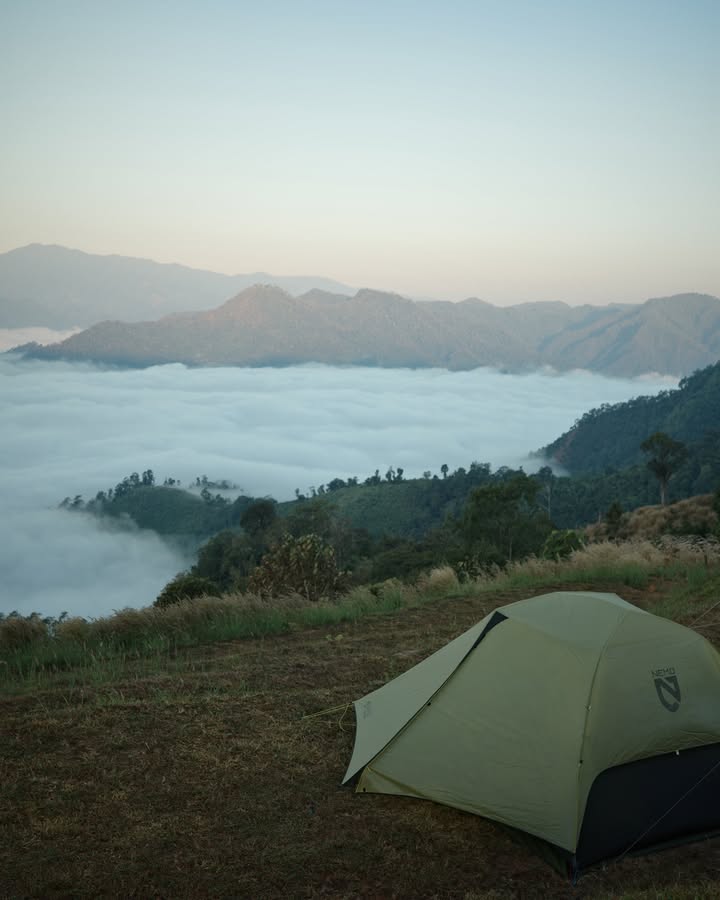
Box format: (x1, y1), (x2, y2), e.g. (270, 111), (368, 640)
(63, 455), (720, 610)
(541, 361), (720, 478)
(61, 471), (255, 548)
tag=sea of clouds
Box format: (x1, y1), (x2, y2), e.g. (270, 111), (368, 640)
(1, 356), (676, 619)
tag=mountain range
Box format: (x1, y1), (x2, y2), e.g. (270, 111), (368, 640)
(17, 284), (720, 377)
(0, 244), (356, 328)
(3, 245), (719, 376)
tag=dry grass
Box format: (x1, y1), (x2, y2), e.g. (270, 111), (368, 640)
(416, 565), (460, 595)
(589, 493), (718, 542)
(2, 573), (720, 899)
(88, 592), (307, 640)
(0, 612), (47, 649)
(4, 541), (719, 690)
(471, 539), (720, 595)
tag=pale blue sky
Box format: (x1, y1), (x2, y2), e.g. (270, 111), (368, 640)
(1, 0), (718, 303)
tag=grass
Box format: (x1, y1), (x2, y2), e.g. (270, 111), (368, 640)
(0, 587), (415, 690)
(2, 558), (720, 899)
(588, 493), (719, 543)
(4, 543), (720, 692)
(652, 569), (720, 629)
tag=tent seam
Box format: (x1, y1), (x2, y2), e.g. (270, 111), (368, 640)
(348, 612), (507, 785)
(573, 607), (636, 850)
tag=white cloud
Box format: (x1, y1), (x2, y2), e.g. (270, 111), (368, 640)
(0, 357), (675, 618)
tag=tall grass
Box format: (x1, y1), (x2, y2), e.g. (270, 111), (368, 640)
(0, 583), (422, 688)
(588, 493), (718, 542)
(472, 539), (720, 594)
(3, 541), (718, 689)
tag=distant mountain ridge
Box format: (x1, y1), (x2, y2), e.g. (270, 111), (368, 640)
(0, 244), (356, 328)
(18, 283), (720, 377)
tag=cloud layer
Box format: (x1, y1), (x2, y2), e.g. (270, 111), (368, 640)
(1, 358), (675, 618)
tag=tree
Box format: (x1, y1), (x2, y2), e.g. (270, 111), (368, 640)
(248, 534), (348, 603)
(441, 463), (449, 479)
(284, 499), (334, 541)
(459, 473), (552, 563)
(640, 432), (688, 506)
(155, 573), (219, 608)
(192, 530), (258, 591)
(239, 498), (277, 537)
(60, 495), (84, 510)
(604, 501), (624, 539)
(535, 466), (556, 520)
(542, 529), (585, 561)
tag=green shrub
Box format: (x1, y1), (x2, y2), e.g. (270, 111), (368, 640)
(542, 529), (586, 561)
(248, 534), (348, 603)
(155, 574), (220, 608)
(604, 502), (625, 539)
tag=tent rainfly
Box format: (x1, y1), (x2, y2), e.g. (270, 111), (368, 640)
(342, 591), (720, 879)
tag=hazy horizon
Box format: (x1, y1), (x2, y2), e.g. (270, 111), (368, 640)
(1, 357), (676, 619)
(2, 2), (718, 305)
(3, 243), (719, 309)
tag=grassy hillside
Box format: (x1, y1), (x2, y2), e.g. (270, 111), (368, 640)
(2, 545), (720, 898)
(588, 494), (719, 542)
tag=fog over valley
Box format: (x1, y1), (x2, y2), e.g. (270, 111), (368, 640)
(0, 357), (677, 619)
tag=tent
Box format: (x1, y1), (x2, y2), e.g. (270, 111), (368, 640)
(343, 591), (720, 879)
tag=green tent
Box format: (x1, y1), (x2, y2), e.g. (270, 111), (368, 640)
(343, 591), (720, 879)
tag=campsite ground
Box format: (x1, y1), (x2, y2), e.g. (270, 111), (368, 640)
(3, 581), (720, 899)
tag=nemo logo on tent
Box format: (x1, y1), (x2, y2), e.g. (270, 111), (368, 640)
(653, 670), (681, 712)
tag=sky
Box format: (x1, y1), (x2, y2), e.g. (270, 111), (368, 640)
(1, 0), (718, 304)
(0, 357), (675, 619)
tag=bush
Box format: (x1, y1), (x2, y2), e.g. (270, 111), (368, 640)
(542, 529), (586, 561)
(0, 612), (48, 649)
(248, 534), (348, 603)
(155, 574), (220, 608)
(605, 502), (625, 539)
(417, 566), (459, 595)
(55, 616), (92, 642)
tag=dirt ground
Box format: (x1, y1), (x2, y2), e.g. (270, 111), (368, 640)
(2, 584), (720, 899)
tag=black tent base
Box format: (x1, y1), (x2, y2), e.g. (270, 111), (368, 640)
(349, 741), (720, 882)
(504, 822), (720, 885)
(504, 741), (720, 882)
